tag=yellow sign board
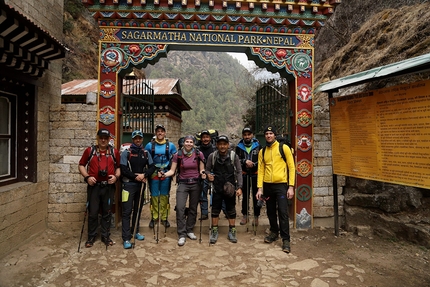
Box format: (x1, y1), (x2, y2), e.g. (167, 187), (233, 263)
(329, 80), (430, 188)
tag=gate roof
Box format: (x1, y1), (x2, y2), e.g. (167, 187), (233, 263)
(83, 0), (341, 32)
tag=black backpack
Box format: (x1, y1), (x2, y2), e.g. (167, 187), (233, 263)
(86, 144), (117, 168)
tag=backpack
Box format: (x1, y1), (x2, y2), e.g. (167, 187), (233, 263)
(86, 144), (117, 168)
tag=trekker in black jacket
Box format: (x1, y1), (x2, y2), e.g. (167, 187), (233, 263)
(120, 130), (156, 249)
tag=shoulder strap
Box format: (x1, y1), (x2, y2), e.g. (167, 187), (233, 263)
(151, 140), (155, 157)
(279, 144), (286, 163)
(165, 139), (170, 158)
(109, 145), (117, 165)
(211, 150), (218, 171)
(86, 145), (97, 167)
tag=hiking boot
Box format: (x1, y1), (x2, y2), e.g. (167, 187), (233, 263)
(123, 240), (132, 249)
(149, 219), (155, 228)
(101, 236), (114, 246)
(282, 239), (291, 253)
(162, 220), (170, 228)
(228, 227), (237, 243)
(187, 232), (197, 240)
(252, 217), (259, 226)
(85, 236), (96, 248)
(209, 227), (219, 244)
(264, 232), (279, 243)
(135, 233), (145, 241)
(178, 237), (186, 246)
(199, 214), (209, 220)
(240, 215), (247, 225)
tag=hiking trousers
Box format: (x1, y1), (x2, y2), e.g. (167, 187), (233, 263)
(87, 184), (114, 239)
(121, 182), (145, 241)
(241, 175), (260, 217)
(176, 182), (201, 238)
(149, 177), (171, 220)
(263, 182), (290, 241)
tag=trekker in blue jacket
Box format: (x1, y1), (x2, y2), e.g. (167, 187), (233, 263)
(235, 127), (262, 226)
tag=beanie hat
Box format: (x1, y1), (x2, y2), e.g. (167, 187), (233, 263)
(264, 125), (276, 135)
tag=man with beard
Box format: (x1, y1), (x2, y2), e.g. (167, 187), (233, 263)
(235, 127), (262, 226)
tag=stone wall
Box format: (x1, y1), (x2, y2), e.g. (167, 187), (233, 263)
(312, 105), (344, 227)
(0, 0), (64, 259)
(48, 104), (97, 231)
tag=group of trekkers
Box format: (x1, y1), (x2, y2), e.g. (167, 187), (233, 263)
(78, 123), (296, 253)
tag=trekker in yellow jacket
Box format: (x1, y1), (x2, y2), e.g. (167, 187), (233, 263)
(256, 125), (296, 253)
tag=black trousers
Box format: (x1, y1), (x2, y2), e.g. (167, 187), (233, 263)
(263, 182), (290, 241)
(121, 182), (145, 241)
(87, 184), (115, 239)
(241, 175), (261, 217)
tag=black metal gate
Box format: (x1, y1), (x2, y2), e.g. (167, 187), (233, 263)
(121, 76), (154, 142)
(255, 78), (290, 140)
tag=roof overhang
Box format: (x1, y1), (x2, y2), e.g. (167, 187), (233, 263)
(0, 0), (66, 79)
(315, 53), (430, 93)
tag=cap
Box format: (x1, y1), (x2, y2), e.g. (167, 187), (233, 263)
(216, 135), (229, 143)
(155, 124), (166, 131)
(97, 128), (110, 138)
(184, 135), (195, 141)
(264, 125), (277, 135)
(131, 130), (144, 139)
(242, 127), (253, 134)
(200, 130), (210, 136)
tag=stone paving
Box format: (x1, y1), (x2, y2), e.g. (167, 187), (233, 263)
(1, 193), (429, 287)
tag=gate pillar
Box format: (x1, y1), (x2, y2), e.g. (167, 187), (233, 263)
(250, 46), (314, 228)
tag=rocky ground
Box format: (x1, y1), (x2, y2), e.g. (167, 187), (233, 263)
(1, 196), (429, 287)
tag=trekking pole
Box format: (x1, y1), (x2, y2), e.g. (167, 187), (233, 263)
(156, 175), (161, 244)
(246, 173), (250, 233)
(164, 191), (170, 238)
(77, 201), (89, 253)
(208, 181), (213, 246)
(250, 176), (257, 236)
(199, 189), (203, 244)
(132, 181), (145, 249)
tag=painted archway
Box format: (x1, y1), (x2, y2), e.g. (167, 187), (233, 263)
(83, 0), (341, 228)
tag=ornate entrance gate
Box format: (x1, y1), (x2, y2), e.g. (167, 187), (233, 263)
(256, 78), (290, 139)
(122, 75), (154, 142)
(82, 0), (341, 228)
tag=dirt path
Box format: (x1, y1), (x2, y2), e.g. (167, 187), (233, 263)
(1, 192), (429, 286)
(1, 222), (429, 287)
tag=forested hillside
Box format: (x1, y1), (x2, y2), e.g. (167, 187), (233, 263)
(144, 51), (257, 136)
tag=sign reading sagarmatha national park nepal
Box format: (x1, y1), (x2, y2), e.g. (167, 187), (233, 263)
(329, 79), (430, 189)
(112, 28), (302, 48)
